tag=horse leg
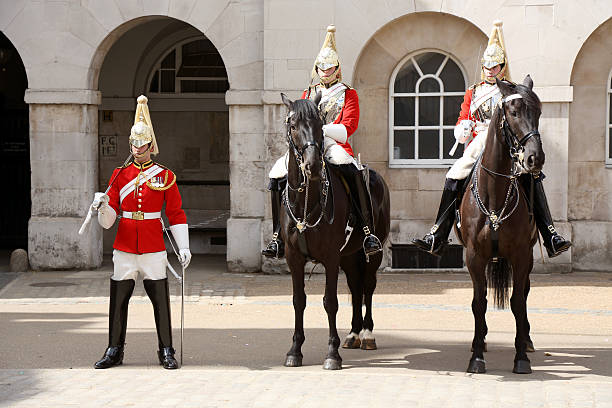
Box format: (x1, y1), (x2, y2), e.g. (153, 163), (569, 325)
(467, 254), (488, 374)
(361, 252), (380, 350)
(340, 254), (363, 349)
(284, 250), (307, 367)
(524, 272), (535, 352)
(322, 260), (342, 370)
(511, 263), (532, 374)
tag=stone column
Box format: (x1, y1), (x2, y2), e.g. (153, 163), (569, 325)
(25, 89), (102, 270)
(225, 90), (265, 272)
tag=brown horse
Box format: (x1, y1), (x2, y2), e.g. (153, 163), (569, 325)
(279, 93), (390, 370)
(459, 76), (543, 374)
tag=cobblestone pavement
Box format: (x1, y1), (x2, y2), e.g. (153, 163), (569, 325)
(1, 255), (611, 407)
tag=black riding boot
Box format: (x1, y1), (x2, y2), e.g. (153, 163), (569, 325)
(413, 178), (463, 256)
(262, 177), (286, 259)
(143, 278), (178, 369)
(94, 279), (135, 369)
(520, 174), (572, 258)
(339, 165), (382, 259)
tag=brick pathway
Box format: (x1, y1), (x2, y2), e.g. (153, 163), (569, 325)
(1, 255), (611, 407)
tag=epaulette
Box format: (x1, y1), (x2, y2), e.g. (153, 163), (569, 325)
(341, 82), (353, 90)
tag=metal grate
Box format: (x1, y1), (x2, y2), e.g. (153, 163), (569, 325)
(391, 244), (463, 269)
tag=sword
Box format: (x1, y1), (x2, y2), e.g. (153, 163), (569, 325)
(78, 153), (133, 235)
(162, 219), (186, 367)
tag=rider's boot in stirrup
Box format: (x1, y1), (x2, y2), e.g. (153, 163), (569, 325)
(144, 278), (178, 369)
(526, 175), (571, 258)
(94, 279), (135, 369)
(352, 169), (382, 260)
(412, 178), (461, 257)
(262, 177), (286, 259)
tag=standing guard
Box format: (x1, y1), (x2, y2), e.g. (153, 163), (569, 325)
(262, 25), (382, 259)
(91, 95), (191, 369)
(412, 20), (571, 258)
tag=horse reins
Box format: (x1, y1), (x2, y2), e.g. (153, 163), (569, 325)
(283, 111), (329, 233)
(472, 92), (538, 232)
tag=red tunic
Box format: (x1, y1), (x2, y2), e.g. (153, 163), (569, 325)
(301, 86), (359, 157)
(456, 87), (477, 142)
(106, 160), (187, 254)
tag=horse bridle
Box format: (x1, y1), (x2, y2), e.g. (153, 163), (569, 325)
(283, 111), (329, 233)
(499, 93), (541, 174)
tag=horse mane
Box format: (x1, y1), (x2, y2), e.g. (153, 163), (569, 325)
(290, 98), (321, 123)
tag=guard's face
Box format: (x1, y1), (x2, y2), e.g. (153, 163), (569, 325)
(484, 64), (502, 83)
(317, 66), (337, 79)
(131, 142), (151, 161)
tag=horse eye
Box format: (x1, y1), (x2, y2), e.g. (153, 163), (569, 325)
(511, 111), (518, 117)
(290, 125), (296, 131)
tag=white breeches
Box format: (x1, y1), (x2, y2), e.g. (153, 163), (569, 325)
(112, 250), (168, 281)
(268, 137), (356, 179)
(446, 129), (488, 180)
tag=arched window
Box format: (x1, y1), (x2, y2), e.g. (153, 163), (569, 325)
(607, 70), (612, 166)
(389, 51), (467, 167)
(148, 37), (229, 95)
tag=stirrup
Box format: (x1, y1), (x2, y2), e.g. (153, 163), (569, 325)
(362, 227), (382, 263)
(262, 233), (284, 258)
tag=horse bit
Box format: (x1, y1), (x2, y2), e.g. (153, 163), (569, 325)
(283, 111), (330, 233)
(472, 93), (540, 231)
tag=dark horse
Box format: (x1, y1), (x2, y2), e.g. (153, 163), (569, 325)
(279, 93), (390, 370)
(459, 76), (543, 374)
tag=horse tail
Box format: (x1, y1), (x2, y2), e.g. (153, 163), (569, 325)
(486, 258), (512, 309)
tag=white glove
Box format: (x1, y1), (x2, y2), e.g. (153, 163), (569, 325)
(91, 192), (109, 210)
(322, 124), (347, 144)
(170, 224), (191, 268)
(454, 120), (475, 144)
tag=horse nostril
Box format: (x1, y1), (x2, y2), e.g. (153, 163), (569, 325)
(527, 155), (535, 167)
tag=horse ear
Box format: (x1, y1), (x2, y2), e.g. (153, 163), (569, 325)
(496, 78), (515, 97)
(313, 91), (322, 107)
(522, 75), (534, 90)
(280, 93), (293, 109)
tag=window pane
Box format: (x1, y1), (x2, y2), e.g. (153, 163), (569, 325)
(393, 130), (415, 159)
(418, 129), (439, 159)
(419, 78), (439, 93)
(443, 129), (464, 159)
(149, 71), (159, 93)
(419, 96), (440, 126)
(443, 96), (463, 125)
(176, 66), (227, 78)
(161, 50), (176, 69)
(394, 60), (419, 93)
(181, 80), (229, 93)
(609, 94), (612, 124)
(394, 97), (415, 126)
(414, 52), (445, 75)
(609, 133), (612, 160)
(161, 70), (175, 93)
(439, 58), (464, 92)
(182, 38), (217, 55)
(181, 53), (224, 68)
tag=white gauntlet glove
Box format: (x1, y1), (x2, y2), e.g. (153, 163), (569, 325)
(91, 192), (109, 210)
(449, 120), (475, 156)
(322, 124), (347, 144)
(92, 192), (116, 229)
(170, 223), (191, 268)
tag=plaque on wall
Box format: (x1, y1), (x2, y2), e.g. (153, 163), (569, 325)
(100, 135), (117, 157)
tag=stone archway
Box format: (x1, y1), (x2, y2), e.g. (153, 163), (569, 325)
(568, 17), (612, 271)
(95, 17), (230, 257)
(0, 31), (29, 252)
(351, 12), (486, 268)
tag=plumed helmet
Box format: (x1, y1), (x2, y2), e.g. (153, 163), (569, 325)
(481, 20), (511, 82)
(129, 95), (159, 155)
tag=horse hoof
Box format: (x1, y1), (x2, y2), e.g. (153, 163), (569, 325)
(284, 355), (302, 367)
(360, 338), (377, 350)
(323, 358), (342, 370)
(526, 340), (535, 353)
(467, 358), (486, 374)
(513, 360), (532, 374)
(342, 336), (361, 349)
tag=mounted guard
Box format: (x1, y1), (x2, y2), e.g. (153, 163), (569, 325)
(412, 20), (571, 258)
(90, 95), (191, 370)
(262, 25), (382, 260)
